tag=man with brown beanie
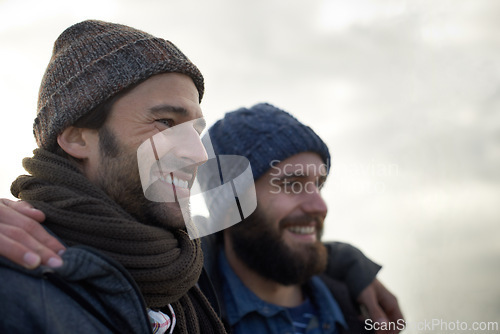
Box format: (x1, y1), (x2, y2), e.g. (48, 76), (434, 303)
(0, 19), (226, 333)
(0, 20), (401, 334)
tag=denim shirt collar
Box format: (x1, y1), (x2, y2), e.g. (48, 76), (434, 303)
(218, 250), (347, 331)
(307, 276), (348, 330)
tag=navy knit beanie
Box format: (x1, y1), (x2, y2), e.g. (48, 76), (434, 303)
(206, 103), (330, 181)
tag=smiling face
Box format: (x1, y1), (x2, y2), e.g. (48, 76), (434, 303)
(260, 152), (328, 245)
(228, 152), (329, 285)
(84, 72), (208, 229)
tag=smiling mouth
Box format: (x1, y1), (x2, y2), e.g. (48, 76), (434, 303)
(158, 173), (190, 189)
(286, 225), (316, 235)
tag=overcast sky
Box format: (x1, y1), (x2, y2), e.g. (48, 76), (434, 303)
(1, 0), (499, 331)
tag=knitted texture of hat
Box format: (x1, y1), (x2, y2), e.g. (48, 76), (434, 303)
(34, 19), (204, 151)
(206, 103), (330, 181)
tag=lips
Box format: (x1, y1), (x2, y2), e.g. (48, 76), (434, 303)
(280, 215), (324, 243)
(145, 170), (193, 201)
(158, 173), (190, 189)
(283, 223), (318, 243)
(281, 215), (323, 232)
(286, 225), (316, 235)
(138, 140), (200, 202)
(154, 166), (194, 187)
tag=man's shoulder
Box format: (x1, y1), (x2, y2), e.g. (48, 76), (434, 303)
(0, 246), (150, 333)
(315, 274), (353, 308)
(0, 258), (49, 331)
(316, 274), (373, 334)
(0, 245), (129, 282)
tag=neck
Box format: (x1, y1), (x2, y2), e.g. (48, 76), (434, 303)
(224, 234), (304, 307)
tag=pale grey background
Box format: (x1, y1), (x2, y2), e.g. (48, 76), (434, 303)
(1, 1), (499, 332)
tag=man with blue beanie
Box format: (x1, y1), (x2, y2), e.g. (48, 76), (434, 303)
(198, 103), (403, 334)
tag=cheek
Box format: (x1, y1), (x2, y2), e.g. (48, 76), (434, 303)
(258, 194), (297, 224)
(111, 120), (159, 149)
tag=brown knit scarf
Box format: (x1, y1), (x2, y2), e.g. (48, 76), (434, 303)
(11, 148), (226, 334)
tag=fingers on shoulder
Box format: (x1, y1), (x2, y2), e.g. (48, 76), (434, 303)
(0, 199), (46, 222)
(0, 233), (41, 269)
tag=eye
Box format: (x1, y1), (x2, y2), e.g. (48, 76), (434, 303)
(282, 178), (300, 188)
(317, 176), (327, 191)
(156, 119), (175, 128)
(317, 182), (325, 191)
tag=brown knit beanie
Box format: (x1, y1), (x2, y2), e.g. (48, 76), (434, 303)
(34, 19), (204, 151)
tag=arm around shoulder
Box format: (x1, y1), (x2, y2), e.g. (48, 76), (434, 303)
(324, 241), (381, 299)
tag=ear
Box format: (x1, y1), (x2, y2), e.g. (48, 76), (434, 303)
(57, 126), (99, 159)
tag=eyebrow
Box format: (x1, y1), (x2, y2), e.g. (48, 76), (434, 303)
(276, 172), (328, 185)
(149, 104), (189, 116)
(275, 171), (305, 180)
(149, 103), (206, 132)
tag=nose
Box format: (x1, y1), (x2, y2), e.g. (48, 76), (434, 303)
(148, 121), (208, 171)
(175, 124), (208, 167)
(301, 185), (328, 218)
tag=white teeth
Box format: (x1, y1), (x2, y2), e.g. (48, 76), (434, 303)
(173, 176), (188, 189)
(287, 226), (315, 235)
(159, 174), (188, 189)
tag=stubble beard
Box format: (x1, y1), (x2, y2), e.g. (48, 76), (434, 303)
(228, 207), (328, 286)
(95, 126), (188, 230)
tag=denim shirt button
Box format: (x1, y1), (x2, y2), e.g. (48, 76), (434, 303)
(323, 322), (331, 330)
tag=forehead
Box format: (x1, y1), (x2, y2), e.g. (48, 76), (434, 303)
(268, 152), (327, 177)
(115, 72), (203, 119)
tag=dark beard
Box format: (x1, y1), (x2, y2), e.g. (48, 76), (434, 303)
(228, 206), (328, 286)
(95, 125), (187, 229)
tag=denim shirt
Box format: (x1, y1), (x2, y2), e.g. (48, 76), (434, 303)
(218, 250), (347, 334)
